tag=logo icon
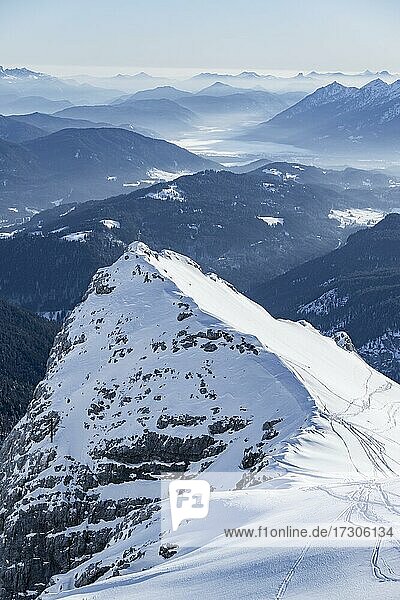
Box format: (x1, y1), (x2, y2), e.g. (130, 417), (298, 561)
(169, 479), (211, 531)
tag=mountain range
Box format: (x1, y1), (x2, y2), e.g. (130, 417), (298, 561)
(0, 95), (74, 115)
(1, 111), (120, 145)
(1, 242), (400, 599)
(174, 89), (299, 124)
(54, 99), (198, 138)
(2, 65), (400, 116)
(72, 68), (400, 93)
(180, 69), (400, 93)
(244, 79), (400, 156)
(1, 162), (398, 317)
(8, 67), (400, 166)
(66, 70), (172, 93)
(0, 127), (217, 221)
(0, 66), (124, 106)
(52, 84), (304, 140)
(7, 111), (129, 136)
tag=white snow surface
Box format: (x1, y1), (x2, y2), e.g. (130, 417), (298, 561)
(146, 184), (186, 202)
(8, 242), (400, 600)
(0, 230), (20, 239)
(61, 231), (92, 242)
(147, 168), (190, 182)
(328, 208), (385, 228)
(257, 216), (284, 226)
(262, 168), (298, 182)
(59, 206), (76, 218)
(100, 219), (120, 229)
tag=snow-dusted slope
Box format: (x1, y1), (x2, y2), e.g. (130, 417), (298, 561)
(248, 78), (400, 154)
(1, 242), (400, 600)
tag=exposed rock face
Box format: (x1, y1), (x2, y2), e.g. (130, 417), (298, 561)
(332, 330), (356, 352)
(0, 243), (303, 599)
(158, 543), (179, 559)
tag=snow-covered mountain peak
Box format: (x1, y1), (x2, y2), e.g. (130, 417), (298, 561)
(361, 77), (388, 90)
(0, 65), (47, 80)
(282, 81), (357, 117)
(1, 242), (400, 599)
(356, 78), (391, 101)
(315, 80), (349, 96)
(0, 242), (312, 597)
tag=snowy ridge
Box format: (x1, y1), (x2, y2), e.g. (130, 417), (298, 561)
(1, 243), (400, 599)
(0, 242), (312, 598)
(279, 81), (357, 118)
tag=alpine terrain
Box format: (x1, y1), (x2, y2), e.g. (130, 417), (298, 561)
(245, 78), (400, 156)
(1, 243), (400, 599)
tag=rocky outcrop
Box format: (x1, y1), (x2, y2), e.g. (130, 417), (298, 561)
(332, 331), (356, 352)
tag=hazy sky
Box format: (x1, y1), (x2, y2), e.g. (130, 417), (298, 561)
(1, 0), (399, 76)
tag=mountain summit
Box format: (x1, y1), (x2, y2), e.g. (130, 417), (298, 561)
(1, 242), (400, 599)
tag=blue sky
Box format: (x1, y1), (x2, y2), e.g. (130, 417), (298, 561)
(0, 0), (399, 75)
